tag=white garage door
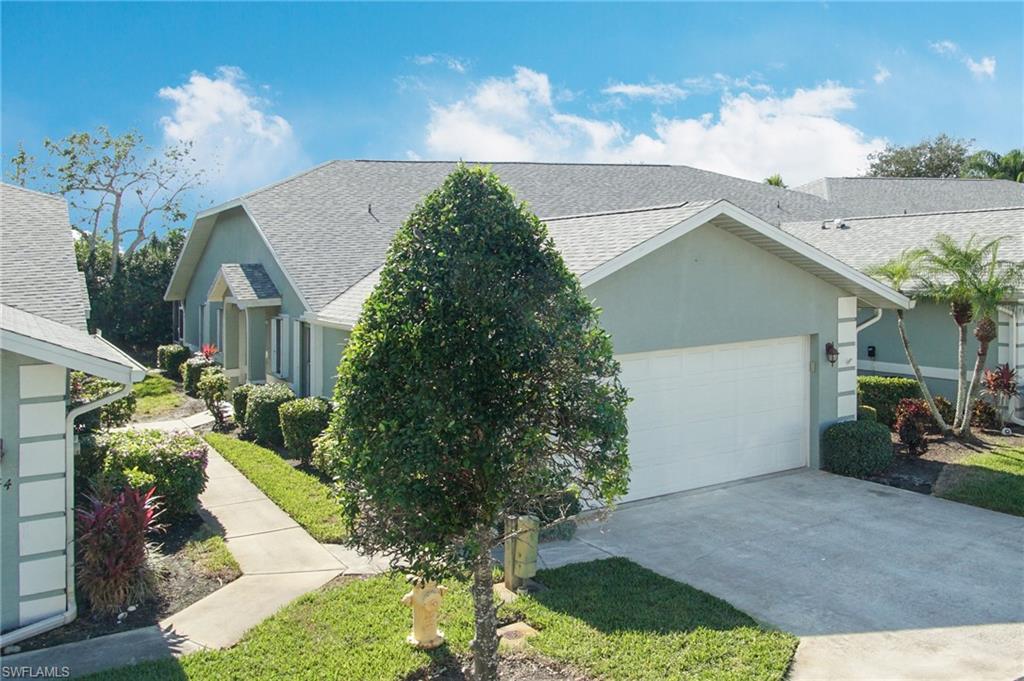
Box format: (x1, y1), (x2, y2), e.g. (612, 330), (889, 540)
(619, 336), (809, 502)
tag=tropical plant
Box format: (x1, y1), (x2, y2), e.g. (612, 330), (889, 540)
(198, 367), (231, 431)
(957, 250), (1024, 436)
(325, 165), (630, 680)
(865, 249), (949, 433)
(962, 148), (1024, 183)
(200, 343), (219, 360)
(76, 484), (162, 614)
(982, 364), (1019, 427)
(763, 173), (786, 187)
(920, 234), (1000, 432)
(894, 398), (931, 455)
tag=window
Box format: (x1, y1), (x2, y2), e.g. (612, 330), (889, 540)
(173, 302), (185, 342)
(270, 317), (283, 376)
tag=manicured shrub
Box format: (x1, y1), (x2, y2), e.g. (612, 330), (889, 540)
(99, 430), (208, 519)
(310, 428), (339, 474)
(245, 383), (295, 447)
(232, 383), (256, 435)
(822, 420), (894, 477)
(76, 485), (161, 615)
(857, 376), (921, 427)
(971, 399), (1001, 430)
(894, 398), (930, 455)
(857, 406), (877, 422)
(180, 356), (213, 396)
(279, 397), (332, 464)
(198, 367), (231, 430)
(157, 344), (190, 378)
(71, 371), (138, 434)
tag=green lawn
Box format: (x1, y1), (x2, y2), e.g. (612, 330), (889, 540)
(937, 446), (1024, 517)
(134, 374), (185, 419)
(185, 528), (242, 582)
(203, 433), (347, 543)
(87, 558), (797, 681)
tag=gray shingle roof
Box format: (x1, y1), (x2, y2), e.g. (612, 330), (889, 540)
(1, 183), (90, 329)
(319, 200), (720, 326)
(241, 161), (835, 311)
(220, 263), (280, 301)
(793, 177), (1024, 217)
(781, 207), (1024, 274)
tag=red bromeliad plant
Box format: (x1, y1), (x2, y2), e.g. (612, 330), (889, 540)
(982, 364), (1018, 428)
(200, 343), (219, 360)
(76, 485), (163, 615)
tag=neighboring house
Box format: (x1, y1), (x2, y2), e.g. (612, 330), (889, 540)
(782, 206), (1024, 423)
(0, 184), (146, 646)
(166, 161), (912, 503)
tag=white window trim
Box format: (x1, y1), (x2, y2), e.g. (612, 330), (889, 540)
(270, 316), (280, 378)
(310, 324), (324, 397)
(291, 319), (302, 392)
(269, 314), (291, 380)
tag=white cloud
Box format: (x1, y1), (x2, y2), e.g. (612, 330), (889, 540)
(412, 53), (468, 73)
(158, 66), (304, 197)
(928, 40), (997, 80)
(603, 81), (688, 102)
(929, 40), (959, 55)
(423, 68), (884, 184)
(873, 65), (891, 84)
(965, 56), (996, 79)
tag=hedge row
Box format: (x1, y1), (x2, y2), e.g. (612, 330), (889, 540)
(230, 384), (333, 463)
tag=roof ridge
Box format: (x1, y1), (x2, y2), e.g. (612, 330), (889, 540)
(832, 205), (1024, 222)
(241, 160), (341, 199)
(1, 182), (65, 202)
(542, 200), (716, 222)
(825, 176), (1018, 183)
(353, 159), (676, 168)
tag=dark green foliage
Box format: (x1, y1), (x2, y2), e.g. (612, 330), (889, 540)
(75, 230), (186, 355)
(327, 165), (630, 582)
(894, 398), (930, 455)
(71, 371), (137, 434)
(279, 397), (332, 464)
(857, 376), (921, 427)
(180, 356), (213, 396)
(244, 383), (295, 447)
(231, 383), (256, 433)
(98, 429), (208, 519)
(866, 134), (972, 178)
(971, 399), (1001, 430)
(822, 420), (894, 477)
(157, 343), (190, 378)
(198, 367), (231, 430)
(857, 405), (878, 421)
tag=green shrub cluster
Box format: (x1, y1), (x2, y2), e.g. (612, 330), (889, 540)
(822, 420), (894, 477)
(198, 367), (231, 430)
(71, 371), (138, 434)
(311, 428), (339, 474)
(157, 344), (190, 378)
(857, 376), (921, 427)
(98, 429), (209, 519)
(279, 397), (332, 464)
(180, 356), (214, 396)
(232, 383), (256, 435)
(857, 406), (877, 422)
(245, 383), (296, 447)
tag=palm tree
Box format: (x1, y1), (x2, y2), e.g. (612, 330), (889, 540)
(763, 173), (786, 187)
(962, 149), (1024, 183)
(957, 247), (1023, 438)
(920, 234), (1000, 431)
(866, 250), (951, 434)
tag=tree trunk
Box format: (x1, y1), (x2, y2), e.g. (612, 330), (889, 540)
(953, 321), (968, 429)
(896, 310), (951, 434)
(957, 317), (997, 439)
(470, 528), (498, 681)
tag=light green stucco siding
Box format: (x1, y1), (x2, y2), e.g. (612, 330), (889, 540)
(585, 223), (849, 469)
(857, 301), (999, 401)
(321, 327), (349, 398)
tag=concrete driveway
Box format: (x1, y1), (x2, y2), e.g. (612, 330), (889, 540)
(538, 470), (1024, 681)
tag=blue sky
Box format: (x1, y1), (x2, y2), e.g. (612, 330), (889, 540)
(3, 2), (1022, 209)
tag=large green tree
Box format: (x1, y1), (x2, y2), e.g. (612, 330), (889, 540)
(866, 134), (973, 178)
(962, 148), (1024, 183)
(326, 165), (630, 679)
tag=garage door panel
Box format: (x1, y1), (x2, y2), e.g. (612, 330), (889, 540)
(621, 336), (809, 502)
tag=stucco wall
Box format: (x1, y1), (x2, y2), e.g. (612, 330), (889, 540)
(1, 351), (70, 635)
(182, 208), (305, 368)
(585, 222), (851, 469)
(321, 326), (349, 398)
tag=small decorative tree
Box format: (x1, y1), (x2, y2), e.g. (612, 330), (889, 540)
(327, 165), (630, 680)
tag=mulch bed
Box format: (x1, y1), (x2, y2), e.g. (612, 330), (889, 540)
(13, 515), (236, 653)
(867, 426), (1022, 495)
(405, 653), (595, 681)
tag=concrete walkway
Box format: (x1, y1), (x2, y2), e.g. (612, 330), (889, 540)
(533, 469), (1024, 681)
(2, 418), (385, 678)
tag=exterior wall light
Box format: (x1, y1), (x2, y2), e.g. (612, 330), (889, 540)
(825, 342), (840, 366)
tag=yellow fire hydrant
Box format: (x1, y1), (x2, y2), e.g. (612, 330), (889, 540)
(401, 578), (448, 649)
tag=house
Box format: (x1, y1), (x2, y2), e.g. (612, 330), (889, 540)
(166, 160), (917, 502)
(0, 184), (146, 646)
(782, 206), (1024, 423)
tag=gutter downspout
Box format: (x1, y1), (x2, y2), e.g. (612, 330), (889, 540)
(0, 379), (133, 648)
(857, 308), (883, 333)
